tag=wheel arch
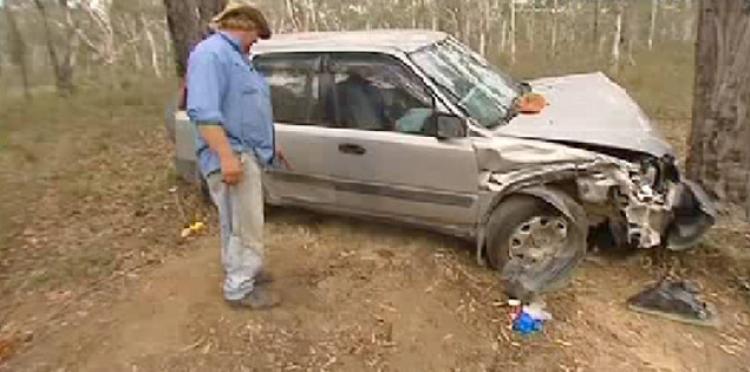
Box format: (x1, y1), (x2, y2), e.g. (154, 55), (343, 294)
(475, 181), (588, 266)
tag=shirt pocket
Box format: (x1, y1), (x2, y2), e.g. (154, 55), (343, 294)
(230, 62), (256, 126)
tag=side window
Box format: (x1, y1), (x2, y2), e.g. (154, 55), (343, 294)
(254, 53), (325, 125)
(328, 53), (434, 135)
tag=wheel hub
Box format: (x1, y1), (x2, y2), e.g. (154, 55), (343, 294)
(508, 216), (569, 264)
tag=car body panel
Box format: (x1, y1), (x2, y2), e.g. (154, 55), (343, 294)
(253, 30), (447, 55)
(496, 72), (674, 157)
(263, 124), (339, 206)
(322, 128), (480, 226)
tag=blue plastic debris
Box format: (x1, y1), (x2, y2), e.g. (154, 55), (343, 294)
(512, 311), (544, 335)
(509, 300), (552, 335)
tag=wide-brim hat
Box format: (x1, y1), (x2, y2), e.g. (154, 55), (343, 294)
(210, 1), (272, 40)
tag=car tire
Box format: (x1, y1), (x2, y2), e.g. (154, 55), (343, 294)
(486, 194), (586, 300)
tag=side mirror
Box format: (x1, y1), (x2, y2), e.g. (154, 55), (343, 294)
(433, 113), (467, 139)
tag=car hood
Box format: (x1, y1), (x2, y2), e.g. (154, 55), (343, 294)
(493, 72), (674, 158)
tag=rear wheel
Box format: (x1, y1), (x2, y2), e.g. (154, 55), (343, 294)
(486, 195), (586, 300)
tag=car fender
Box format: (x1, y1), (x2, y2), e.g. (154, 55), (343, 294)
(476, 185), (589, 266)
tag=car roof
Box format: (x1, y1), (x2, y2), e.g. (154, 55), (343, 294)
(253, 30), (447, 55)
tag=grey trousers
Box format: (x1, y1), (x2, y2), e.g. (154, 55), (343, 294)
(206, 152), (265, 301)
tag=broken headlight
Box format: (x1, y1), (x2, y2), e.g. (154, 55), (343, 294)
(641, 161), (659, 188)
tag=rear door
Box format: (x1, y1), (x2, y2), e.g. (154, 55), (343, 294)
(324, 52), (480, 227)
(253, 53), (339, 206)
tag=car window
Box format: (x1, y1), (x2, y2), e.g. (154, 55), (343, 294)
(327, 53), (434, 135)
(254, 53), (326, 125)
(410, 39), (520, 129)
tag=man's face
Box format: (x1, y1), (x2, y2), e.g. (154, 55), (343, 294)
(238, 29), (260, 51)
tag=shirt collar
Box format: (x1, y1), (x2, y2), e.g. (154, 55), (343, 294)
(219, 31), (245, 53)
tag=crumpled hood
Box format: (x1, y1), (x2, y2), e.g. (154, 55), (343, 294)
(494, 72), (674, 158)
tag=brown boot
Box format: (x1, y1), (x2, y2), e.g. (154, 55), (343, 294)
(226, 285), (281, 310)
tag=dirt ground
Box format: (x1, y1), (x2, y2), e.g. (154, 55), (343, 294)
(1, 86), (750, 372)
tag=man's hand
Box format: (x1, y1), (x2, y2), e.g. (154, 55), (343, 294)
(276, 146), (292, 171)
(220, 153), (244, 185)
(198, 125), (243, 184)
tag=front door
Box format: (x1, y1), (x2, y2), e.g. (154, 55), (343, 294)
(324, 52), (480, 227)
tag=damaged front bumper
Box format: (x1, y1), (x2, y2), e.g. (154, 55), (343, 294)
(475, 140), (715, 299)
(575, 158), (716, 251)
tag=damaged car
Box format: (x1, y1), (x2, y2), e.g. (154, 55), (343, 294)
(171, 30), (715, 300)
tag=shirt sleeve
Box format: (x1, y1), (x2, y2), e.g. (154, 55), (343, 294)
(186, 49), (227, 126)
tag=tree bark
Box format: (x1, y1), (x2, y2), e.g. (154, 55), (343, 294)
(551, 0), (559, 59)
(4, 2), (31, 100)
(431, 0), (439, 31)
(593, 0), (601, 47)
(33, 0), (76, 96)
(611, 3), (623, 74)
(143, 16), (163, 78)
(162, 0), (227, 79)
(648, 0), (658, 50)
(687, 0), (750, 216)
(285, 0), (300, 31)
(509, 0), (516, 64)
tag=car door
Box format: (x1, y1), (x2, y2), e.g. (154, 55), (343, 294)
(253, 52), (341, 207)
(325, 52), (480, 228)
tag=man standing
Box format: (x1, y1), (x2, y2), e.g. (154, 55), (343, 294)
(186, 1), (279, 309)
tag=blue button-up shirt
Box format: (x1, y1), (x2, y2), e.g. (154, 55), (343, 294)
(186, 32), (275, 177)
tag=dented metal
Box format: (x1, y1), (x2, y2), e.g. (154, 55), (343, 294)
(474, 135), (713, 253)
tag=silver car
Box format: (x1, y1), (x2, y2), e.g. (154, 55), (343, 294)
(172, 30), (715, 299)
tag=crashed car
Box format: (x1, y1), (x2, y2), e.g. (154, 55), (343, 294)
(171, 30), (715, 299)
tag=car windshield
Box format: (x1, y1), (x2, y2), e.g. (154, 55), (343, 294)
(410, 39), (520, 128)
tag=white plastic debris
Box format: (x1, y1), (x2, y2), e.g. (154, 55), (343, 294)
(522, 301), (553, 321)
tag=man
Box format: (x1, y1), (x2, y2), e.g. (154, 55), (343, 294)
(186, 1), (279, 309)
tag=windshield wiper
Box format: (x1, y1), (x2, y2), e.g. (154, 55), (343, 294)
(486, 94), (521, 129)
(518, 81), (532, 94)
(488, 81), (530, 129)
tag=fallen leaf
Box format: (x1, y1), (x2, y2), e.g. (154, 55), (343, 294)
(555, 339), (573, 347)
(201, 341), (213, 355)
(719, 344), (738, 356)
(0, 337), (19, 362)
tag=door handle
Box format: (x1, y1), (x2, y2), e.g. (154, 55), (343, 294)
(338, 143), (366, 155)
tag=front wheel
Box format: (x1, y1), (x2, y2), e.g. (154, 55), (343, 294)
(486, 195), (587, 300)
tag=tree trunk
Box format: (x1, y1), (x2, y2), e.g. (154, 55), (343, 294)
(510, 0), (516, 64)
(593, 0), (601, 46)
(551, 0), (559, 59)
(611, 4), (623, 74)
(648, 0), (658, 50)
(431, 0), (439, 30)
(285, 0), (300, 31)
(4, 2), (31, 100)
(144, 19), (163, 78)
(34, 0), (76, 96)
(687, 0), (750, 216)
(162, 0), (227, 79)
(527, 7), (535, 51)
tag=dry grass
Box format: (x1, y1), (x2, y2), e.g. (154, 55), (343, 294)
(0, 77), (211, 298)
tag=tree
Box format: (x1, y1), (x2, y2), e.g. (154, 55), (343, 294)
(4, 1), (31, 99)
(687, 1), (750, 216)
(33, 0), (79, 96)
(162, 0), (227, 79)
